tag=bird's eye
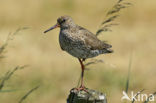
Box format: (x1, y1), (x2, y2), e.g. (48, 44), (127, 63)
(62, 19), (66, 23)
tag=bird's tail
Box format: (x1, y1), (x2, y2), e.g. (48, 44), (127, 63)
(105, 48), (113, 53)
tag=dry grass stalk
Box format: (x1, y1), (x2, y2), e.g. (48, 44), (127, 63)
(0, 65), (27, 91)
(96, 0), (132, 36)
(18, 85), (40, 103)
(0, 27), (29, 59)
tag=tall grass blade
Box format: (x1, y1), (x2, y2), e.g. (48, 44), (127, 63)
(18, 85), (40, 103)
(144, 92), (156, 103)
(125, 52), (133, 93)
(132, 89), (145, 103)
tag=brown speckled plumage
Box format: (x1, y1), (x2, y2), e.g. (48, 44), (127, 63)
(57, 16), (113, 59)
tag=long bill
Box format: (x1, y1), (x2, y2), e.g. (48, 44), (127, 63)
(44, 23), (60, 33)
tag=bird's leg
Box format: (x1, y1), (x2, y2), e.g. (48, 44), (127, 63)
(82, 58), (86, 62)
(76, 58), (88, 92)
(78, 58), (85, 88)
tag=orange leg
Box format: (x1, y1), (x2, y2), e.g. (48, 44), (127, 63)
(76, 59), (88, 92)
(78, 58), (85, 88)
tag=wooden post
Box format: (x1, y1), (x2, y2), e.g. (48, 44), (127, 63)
(67, 88), (107, 103)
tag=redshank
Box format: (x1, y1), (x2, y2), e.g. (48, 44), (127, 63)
(44, 16), (113, 91)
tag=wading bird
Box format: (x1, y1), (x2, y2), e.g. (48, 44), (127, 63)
(44, 16), (113, 91)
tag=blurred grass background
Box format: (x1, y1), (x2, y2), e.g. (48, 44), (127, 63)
(0, 0), (156, 103)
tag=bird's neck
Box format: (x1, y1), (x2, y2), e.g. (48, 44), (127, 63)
(60, 24), (77, 30)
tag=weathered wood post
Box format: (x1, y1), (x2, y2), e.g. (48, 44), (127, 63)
(67, 88), (107, 103)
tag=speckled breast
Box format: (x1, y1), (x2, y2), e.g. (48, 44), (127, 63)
(59, 30), (100, 59)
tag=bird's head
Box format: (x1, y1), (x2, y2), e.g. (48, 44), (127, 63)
(44, 16), (75, 33)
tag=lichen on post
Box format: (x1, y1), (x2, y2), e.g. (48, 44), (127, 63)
(67, 88), (107, 103)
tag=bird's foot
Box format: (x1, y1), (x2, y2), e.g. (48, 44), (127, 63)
(74, 85), (88, 93)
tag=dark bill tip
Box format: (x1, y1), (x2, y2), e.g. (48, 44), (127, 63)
(44, 30), (49, 33)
